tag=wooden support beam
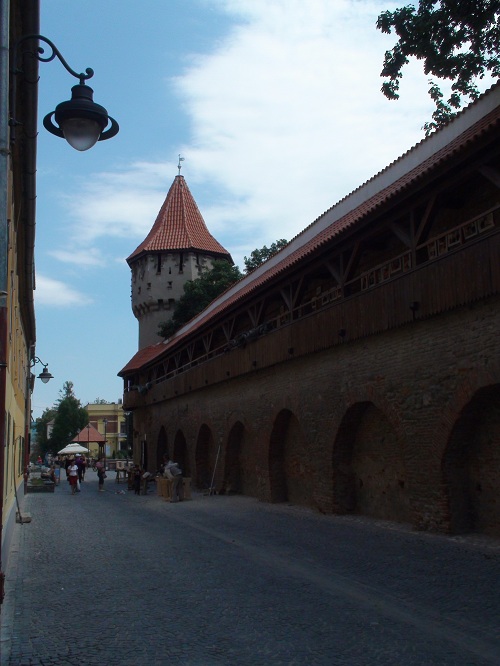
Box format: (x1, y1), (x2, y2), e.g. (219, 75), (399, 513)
(415, 194), (437, 245)
(478, 164), (500, 190)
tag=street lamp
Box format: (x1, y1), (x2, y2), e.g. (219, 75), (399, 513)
(86, 423), (91, 459)
(103, 418), (108, 469)
(11, 34), (119, 151)
(30, 357), (53, 384)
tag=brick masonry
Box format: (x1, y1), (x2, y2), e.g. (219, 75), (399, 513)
(132, 294), (500, 537)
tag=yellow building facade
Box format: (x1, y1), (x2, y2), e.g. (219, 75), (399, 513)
(85, 402), (129, 458)
(1, 1), (40, 592)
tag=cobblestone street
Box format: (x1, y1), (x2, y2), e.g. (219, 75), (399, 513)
(1, 471), (500, 665)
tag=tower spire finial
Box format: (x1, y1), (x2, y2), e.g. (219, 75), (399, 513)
(177, 154), (185, 175)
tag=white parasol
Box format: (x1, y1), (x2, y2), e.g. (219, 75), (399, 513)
(58, 443), (90, 455)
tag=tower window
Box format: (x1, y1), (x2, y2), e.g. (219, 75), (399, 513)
(168, 281), (172, 289)
(157, 256), (162, 274)
(147, 283), (151, 290)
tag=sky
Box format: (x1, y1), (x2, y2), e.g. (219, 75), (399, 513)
(30, 0), (476, 418)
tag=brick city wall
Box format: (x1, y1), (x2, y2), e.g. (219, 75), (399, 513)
(133, 295), (500, 536)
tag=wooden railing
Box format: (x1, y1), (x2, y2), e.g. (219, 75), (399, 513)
(123, 225), (499, 405)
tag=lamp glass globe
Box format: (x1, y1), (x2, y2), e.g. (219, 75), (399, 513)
(62, 117), (101, 151)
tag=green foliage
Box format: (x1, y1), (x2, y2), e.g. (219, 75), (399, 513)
(377, 1), (500, 132)
(158, 260), (243, 338)
(35, 407), (57, 460)
(92, 397), (111, 404)
(46, 381), (88, 453)
(158, 240), (289, 339)
(243, 239), (288, 273)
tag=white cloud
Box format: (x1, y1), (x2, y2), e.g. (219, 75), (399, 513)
(43, 0), (486, 269)
(171, 0), (435, 256)
(59, 161), (173, 245)
(47, 247), (106, 267)
(35, 275), (93, 307)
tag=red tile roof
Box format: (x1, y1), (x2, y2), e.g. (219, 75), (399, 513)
(127, 175), (232, 264)
(119, 85), (500, 377)
(72, 424), (106, 443)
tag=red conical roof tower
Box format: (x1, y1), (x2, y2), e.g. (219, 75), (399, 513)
(127, 175), (231, 264)
(128, 173), (232, 350)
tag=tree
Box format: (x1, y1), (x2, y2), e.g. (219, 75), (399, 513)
(243, 239), (288, 273)
(47, 381), (88, 453)
(34, 407), (57, 461)
(377, 1), (500, 132)
(158, 260), (243, 338)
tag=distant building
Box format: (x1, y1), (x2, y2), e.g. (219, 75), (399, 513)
(84, 402), (130, 457)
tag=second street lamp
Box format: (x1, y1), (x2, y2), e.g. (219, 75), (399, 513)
(30, 356), (53, 384)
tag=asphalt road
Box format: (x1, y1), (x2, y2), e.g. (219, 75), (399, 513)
(1, 471), (500, 665)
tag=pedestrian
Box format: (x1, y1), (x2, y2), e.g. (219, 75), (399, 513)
(133, 465), (142, 494)
(76, 455), (85, 484)
(80, 455), (87, 480)
(95, 457), (106, 492)
(163, 458), (184, 503)
(67, 459), (79, 495)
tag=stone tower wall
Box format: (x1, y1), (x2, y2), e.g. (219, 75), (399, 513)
(131, 251), (215, 348)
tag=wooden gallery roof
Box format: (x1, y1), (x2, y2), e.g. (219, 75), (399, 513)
(119, 84), (500, 378)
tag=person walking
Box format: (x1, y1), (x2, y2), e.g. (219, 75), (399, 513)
(164, 459), (184, 503)
(95, 457), (106, 492)
(133, 465), (142, 495)
(80, 455), (87, 481)
(67, 459), (79, 495)
(76, 455), (85, 484)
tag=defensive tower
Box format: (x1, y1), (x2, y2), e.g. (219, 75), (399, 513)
(127, 174), (232, 349)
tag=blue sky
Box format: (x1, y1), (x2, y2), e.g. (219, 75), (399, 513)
(30, 0), (479, 417)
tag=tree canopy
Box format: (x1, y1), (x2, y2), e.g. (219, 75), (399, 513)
(36, 381), (88, 458)
(158, 260), (243, 338)
(243, 239), (288, 273)
(34, 407), (56, 461)
(377, 1), (500, 132)
(158, 239), (290, 339)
